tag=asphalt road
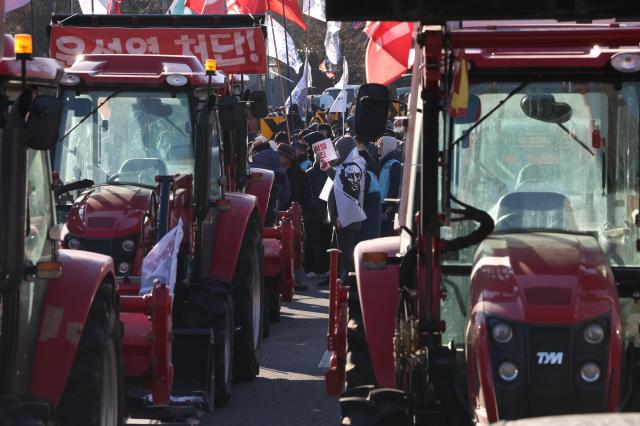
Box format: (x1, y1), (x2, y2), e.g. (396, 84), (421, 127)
(126, 278), (339, 425)
(200, 279), (339, 426)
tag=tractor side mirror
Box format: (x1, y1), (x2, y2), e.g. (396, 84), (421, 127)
(521, 94), (572, 124)
(68, 98), (92, 117)
(101, 119), (109, 132)
(354, 83), (389, 139)
(249, 90), (269, 119)
(218, 96), (242, 131)
(26, 95), (63, 150)
(454, 94), (481, 124)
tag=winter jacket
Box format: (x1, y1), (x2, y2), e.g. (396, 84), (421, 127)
(378, 151), (402, 204)
(285, 160), (313, 220)
(306, 161), (329, 223)
(251, 149), (290, 208)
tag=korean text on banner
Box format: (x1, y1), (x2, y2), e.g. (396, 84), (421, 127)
(50, 26), (267, 74)
(312, 138), (338, 163)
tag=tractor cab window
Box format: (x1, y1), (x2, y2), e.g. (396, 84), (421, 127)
(56, 90), (194, 188)
(26, 150), (54, 264)
(449, 80), (640, 267)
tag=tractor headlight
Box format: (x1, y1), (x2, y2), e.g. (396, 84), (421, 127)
(498, 361), (519, 382)
(122, 239), (136, 253)
(67, 237), (81, 250)
(117, 262), (130, 275)
(583, 324), (605, 345)
(492, 322), (513, 344)
(580, 362), (601, 383)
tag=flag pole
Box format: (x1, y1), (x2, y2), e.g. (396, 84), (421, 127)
(91, 0), (95, 14)
(265, 6), (291, 138)
(281, 0), (292, 98)
(304, 0), (311, 123)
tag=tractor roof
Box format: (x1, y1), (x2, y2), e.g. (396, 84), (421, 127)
(0, 35), (62, 85)
(326, 0), (640, 23)
(450, 24), (640, 70)
(64, 53), (225, 88)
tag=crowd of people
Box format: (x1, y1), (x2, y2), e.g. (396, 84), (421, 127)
(247, 104), (405, 289)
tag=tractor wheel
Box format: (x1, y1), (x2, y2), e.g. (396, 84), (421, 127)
(57, 280), (124, 426)
(345, 282), (377, 390)
(232, 212), (264, 382)
(0, 396), (53, 426)
(212, 290), (234, 407)
(269, 291), (281, 323)
(178, 284), (234, 408)
(340, 388), (409, 426)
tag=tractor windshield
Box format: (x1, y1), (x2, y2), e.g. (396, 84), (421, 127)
(450, 80), (640, 266)
(55, 90), (193, 187)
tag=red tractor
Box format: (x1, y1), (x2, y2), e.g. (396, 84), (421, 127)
(48, 14), (276, 414)
(325, 1), (640, 424)
(0, 28), (124, 426)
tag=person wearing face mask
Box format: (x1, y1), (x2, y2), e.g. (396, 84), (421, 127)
(376, 136), (402, 237)
(294, 141), (312, 171)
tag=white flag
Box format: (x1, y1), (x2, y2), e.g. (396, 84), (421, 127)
(329, 58), (349, 113)
(140, 219), (184, 297)
(303, 0), (325, 22)
(324, 21), (341, 66)
(265, 15), (303, 73)
(285, 58), (311, 119)
(5, 0), (30, 13)
(78, 0), (114, 14)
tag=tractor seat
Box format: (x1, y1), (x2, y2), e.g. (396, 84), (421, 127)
(118, 158), (168, 176)
(494, 191), (576, 232)
(164, 144), (193, 162)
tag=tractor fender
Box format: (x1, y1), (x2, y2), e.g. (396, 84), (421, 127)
(353, 236), (401, 389)
(245, 168), (275, 227)
(210, 192), (258, 283)
(30, 249), (115, 405)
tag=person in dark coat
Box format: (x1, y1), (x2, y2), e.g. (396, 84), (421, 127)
(377, 136), (402, 236)
(278, 143), (314, 291)
(303, 132), (332, 278)
(250, 143), (290, 223)
(356, 148), (381, 242)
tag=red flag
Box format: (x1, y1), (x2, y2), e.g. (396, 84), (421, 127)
(227, 0), (306, 31)
(186, 0), (228, 14)
(364, 21), (414, 85)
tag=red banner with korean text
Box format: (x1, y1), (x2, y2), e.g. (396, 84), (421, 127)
(50, 25), (267, 74)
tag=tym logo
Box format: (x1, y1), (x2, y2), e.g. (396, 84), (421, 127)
(537, 352), (564, 365)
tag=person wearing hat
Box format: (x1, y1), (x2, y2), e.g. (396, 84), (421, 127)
(251, 141), (290, 225)
(278, 143), (313, 291)
(320, 136), (367, 284)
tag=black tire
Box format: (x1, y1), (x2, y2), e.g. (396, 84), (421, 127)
(345, 280), (377, 390)
(0, 396), (53, 426)
(340, 388), (409, 426)
(269, 291), (281, 323)
(232, 212), (264, 382)
(57, 279), (124, 426)
(177, 284), (234, 409)
(212, 290), (234, 407)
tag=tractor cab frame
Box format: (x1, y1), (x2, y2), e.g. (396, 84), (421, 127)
(325, 2), (640, 425)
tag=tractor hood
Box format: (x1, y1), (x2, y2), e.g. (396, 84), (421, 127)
(469, 232), (617, 324)
(66, 185), (152, 239)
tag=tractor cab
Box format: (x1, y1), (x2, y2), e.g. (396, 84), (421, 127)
(325, 1), (640, 425)
(53, 53), (225, 277)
